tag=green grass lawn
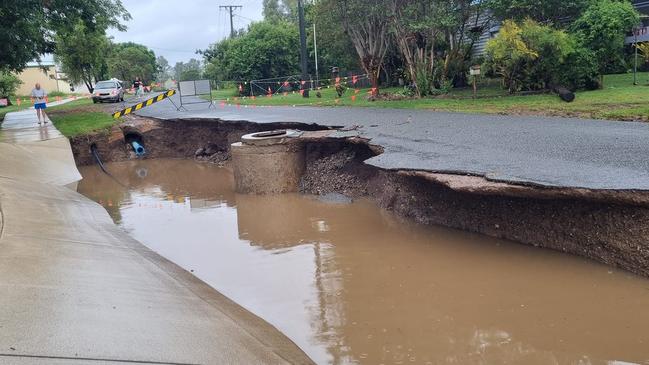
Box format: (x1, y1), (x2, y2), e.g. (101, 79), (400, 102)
(47, 98), (119, 138)
(0, 93), (81, 121)
(0, 103), (32, 121)
(210, 73), (649, 121)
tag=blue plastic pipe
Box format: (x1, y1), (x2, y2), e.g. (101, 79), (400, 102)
(131, 141), (145, 157)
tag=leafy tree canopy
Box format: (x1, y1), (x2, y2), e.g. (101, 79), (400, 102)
(309, 0), (359, 73)
(107, 42), (158, 83)
(55, 20), (111, 91)
(0, 0), (130, 72)
(203, 20), (300, 82)
(571, 0), (640, 79)
(487, 0), (591, 25)
(263, 0), (299, 22)
(174, 59), (203, 81)
(156, 56), (171, 82)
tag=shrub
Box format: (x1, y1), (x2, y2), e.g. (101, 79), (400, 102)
(485, 20), (540, 93)
(0, 72), (22, 98)
(49, 91), (67, 98)
(556, 46), (599, 90)
(485, 19), (598, 92)
(630, 43), (649, 72)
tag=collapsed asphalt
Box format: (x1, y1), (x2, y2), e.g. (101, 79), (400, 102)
(135, 94), (649, 190)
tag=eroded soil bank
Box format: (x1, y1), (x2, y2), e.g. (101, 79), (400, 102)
(69, 116), (649, 277)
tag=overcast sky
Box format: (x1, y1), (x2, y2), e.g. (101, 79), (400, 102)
(107, 0), (265, 65)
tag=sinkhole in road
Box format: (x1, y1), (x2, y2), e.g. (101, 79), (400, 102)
(77, 158), (649, 365)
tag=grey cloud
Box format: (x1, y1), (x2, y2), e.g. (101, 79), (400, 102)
(108, 0), (264, 64)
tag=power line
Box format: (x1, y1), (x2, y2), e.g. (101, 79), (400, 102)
(147, 45), (197, 54)
(233, 13), (255, 22)
(219, 5), (243, 38)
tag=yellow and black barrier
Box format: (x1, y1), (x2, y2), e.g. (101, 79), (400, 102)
(112, 90), (176, 119)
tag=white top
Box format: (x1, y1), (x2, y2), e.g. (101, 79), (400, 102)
(31, 88), (47, 103)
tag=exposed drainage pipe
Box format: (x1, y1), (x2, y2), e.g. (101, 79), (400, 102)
(131, 141), (145, 157)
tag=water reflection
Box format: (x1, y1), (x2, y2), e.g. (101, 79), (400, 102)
(77, 159), (649, 365)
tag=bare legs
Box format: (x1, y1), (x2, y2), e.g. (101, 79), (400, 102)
(36, 108), (47, 125)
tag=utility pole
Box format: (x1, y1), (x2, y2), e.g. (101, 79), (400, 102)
(220, 5), (242, 38)
(634, 28), (638, 86)
(297, 0), (309, 97)
(313, 23), (319, 89)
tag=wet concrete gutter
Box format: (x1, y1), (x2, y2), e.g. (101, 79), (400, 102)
(0, 107), (314, 364)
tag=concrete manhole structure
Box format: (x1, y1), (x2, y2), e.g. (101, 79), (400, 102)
(231, 129), (305, 194)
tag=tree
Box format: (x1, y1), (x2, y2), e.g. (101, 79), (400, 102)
(203, 21), (300, 82)
(310, 0), (359, 74)
(263, 0), (299, 22)
(156, 56), (171, 82)
(487, 0), (590, 26)
(55, 21), (111, 91)
(0, 0), (130, 73)
(174, 59), (203, 81)
(0, 72), (22, 103)
(571, 0), (639, 87)
(107, 43), (158, 83)
(180, 69), (202, 81)
(390, 0), (489, 96)
(173, 62), (185, 82)
(336, 0), (391, 95)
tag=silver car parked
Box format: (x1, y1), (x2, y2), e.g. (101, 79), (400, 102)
(92, 80), (125, 103)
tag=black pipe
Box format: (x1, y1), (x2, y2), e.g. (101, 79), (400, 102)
(90, 144), (127, 187)
(90, 144), (108, 174)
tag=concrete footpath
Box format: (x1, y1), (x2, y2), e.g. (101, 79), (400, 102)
(0, 106), (313, 364)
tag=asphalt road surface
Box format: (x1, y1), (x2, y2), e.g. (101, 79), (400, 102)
(136, 95), (649, 191)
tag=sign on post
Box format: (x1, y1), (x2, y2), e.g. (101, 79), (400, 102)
(470, 65), (481, 98)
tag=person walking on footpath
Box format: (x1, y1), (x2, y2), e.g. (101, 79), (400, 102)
(133, 77), (143, 98)
(31, 83), (47, 125)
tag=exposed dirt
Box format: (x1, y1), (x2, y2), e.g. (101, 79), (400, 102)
(68, 116), (649, 278)
(69, 115), (329, 166)
(299, 140), (649, 278)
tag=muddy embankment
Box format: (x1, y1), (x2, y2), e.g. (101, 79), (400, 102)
(70, 116), (649, 278)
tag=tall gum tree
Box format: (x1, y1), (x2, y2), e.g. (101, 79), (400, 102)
(391, 0), (489, 97)
(337, 0), (391, 95)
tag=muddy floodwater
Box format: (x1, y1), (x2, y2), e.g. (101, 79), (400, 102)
(77, 159), (649, 365)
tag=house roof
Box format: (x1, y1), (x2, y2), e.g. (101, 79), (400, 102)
(25, 61), (56, 68)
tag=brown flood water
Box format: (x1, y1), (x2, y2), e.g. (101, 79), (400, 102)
(77, 159), (649, 365)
